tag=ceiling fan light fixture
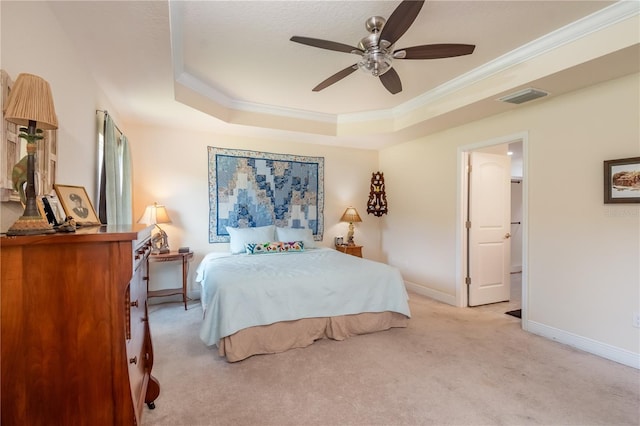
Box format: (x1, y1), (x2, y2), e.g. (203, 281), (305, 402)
(358, 50), (393, 77)
(356, 32), (394, 77)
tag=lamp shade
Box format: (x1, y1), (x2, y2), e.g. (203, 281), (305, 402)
(4, 73), (58, 129)
(137, 202), (172, 225)
(340, 207), (362, 223)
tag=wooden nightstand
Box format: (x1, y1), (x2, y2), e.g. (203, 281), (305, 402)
(147, 251), (194, 310)
(335, 244), (363, 258)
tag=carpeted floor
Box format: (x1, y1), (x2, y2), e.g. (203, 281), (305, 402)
(142, 292), (639, 426)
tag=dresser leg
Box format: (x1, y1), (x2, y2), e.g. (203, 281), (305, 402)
(145, 374), (160, 409)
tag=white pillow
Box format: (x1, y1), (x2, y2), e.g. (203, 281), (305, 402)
(226, 225), (276, 254)
(275, 227), (316, 249)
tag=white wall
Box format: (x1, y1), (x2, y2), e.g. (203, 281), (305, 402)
(125, 124), (381, 296)
(2, 1), (637, 367)
(1, 2), (381, 261)
(380, 73), (640, 366)
(0, 1), (122, 232)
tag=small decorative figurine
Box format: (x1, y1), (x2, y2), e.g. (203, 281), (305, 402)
(57, 216), (77, 232)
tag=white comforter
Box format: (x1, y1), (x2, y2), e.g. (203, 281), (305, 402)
(196, 248), (411, 346)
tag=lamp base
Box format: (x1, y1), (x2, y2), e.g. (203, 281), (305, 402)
(151, 227), (170, 254)
(6, 215), (55, 236)
(346, 222), (355, 246)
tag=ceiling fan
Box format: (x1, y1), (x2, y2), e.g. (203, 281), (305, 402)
(290, 0), (475, 95)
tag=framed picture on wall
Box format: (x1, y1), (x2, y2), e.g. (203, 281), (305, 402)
(603, 157), (640, 204)
(54, 184), (101, 225)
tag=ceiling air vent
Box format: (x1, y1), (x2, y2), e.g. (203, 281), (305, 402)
(499, 88), (549, 105)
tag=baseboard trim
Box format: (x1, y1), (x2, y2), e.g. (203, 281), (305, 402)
(404, 281), (456, 306)
(527, 320), (639, 369)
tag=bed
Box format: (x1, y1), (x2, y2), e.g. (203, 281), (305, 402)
(195, 226), (411, 362)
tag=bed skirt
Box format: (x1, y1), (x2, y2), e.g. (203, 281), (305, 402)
(217, 311), (408, 362)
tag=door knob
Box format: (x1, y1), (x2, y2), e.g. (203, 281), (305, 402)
(505, 233), (511, 239)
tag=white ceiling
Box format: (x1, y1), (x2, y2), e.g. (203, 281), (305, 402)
(47, 1), (639, 149)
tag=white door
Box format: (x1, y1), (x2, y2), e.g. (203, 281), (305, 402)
(468, 152), (511, 306)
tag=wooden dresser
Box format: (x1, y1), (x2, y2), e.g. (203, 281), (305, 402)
(1, 225), (160, 425)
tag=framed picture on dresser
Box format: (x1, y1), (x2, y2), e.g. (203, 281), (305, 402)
(37, 195), (65, 226)
(54, 184), (101, 225)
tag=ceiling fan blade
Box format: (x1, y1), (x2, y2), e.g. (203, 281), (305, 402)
(312, 64), (358, 92)
(291, 36), (363, 55)
(379, 68), (402, 94)
(395, 44), (476, 59)
(379, 0), (425, 46)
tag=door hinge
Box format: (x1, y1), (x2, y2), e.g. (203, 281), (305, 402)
(465, 221), (471, 229)
(465, 276), (471, 285)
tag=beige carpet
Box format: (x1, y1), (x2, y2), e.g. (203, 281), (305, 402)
(142, 292), (639, 426)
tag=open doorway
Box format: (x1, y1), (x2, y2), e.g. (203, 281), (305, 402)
(457, 132), (528, 325)
(508, 144), (524, 317)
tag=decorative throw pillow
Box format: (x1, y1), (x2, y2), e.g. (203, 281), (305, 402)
(226, 225), (276, 254)
(275, 227), (316, 248)
(280, 241), (304, 252)
(245, 241), (304, 254)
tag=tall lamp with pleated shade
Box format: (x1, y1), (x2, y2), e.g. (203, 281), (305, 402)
(137, 202), (172, 254)
(340, 206), (362, 246)
(5, 73), (58, 236)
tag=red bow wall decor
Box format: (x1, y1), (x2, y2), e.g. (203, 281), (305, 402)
(367, 171), (388, 217)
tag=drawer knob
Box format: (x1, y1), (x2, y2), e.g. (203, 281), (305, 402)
(129, 356), (137, 365)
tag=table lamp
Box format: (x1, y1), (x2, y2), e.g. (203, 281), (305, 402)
(5, 73), (58, 236)
(340, 207), (362, 246)
(137, 202), (172, 254)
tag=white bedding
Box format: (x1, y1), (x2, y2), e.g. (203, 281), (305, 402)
(196, 248), (411, 346)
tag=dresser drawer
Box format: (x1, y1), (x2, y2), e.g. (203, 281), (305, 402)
(127, 232), (152, 423)
(127, 311), (147, 422)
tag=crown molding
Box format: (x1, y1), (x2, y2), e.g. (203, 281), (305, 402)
(170, 1), (638, 127)
(351, 0), (640, 123)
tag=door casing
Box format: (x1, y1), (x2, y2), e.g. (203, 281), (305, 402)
(456, 131), (529, 328)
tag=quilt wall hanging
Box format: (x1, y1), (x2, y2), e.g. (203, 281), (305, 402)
(208, 147), (324, 243)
